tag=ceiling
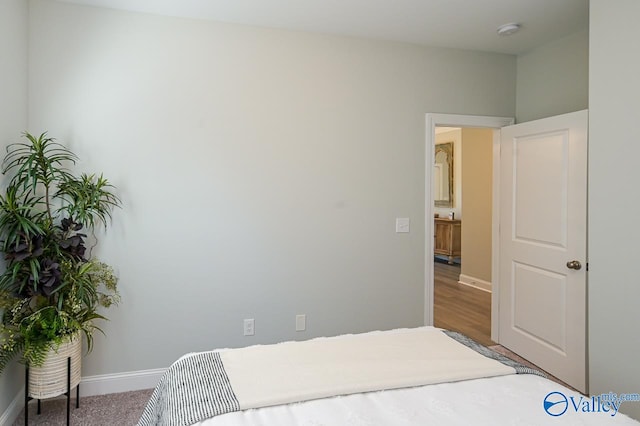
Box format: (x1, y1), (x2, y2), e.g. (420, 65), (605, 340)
(56, 0), (589, 55)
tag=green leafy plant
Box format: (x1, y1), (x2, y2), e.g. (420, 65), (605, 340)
(0, 132), (121, 373)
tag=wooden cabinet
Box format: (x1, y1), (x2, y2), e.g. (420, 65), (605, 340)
(434, 218), (461, 264)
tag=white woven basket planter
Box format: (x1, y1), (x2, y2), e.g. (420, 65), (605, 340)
(28, 333), (82, 399)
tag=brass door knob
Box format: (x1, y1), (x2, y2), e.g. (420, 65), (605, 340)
(566, 260), (582, 270)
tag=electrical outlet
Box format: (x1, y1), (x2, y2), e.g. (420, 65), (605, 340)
(243, 318), (254, 336)
(296, 314), (306, 332)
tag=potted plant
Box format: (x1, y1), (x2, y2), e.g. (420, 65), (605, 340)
(0, 132), (121, 398)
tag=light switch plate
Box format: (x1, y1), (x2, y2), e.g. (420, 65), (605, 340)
(396, 218), (410, 233)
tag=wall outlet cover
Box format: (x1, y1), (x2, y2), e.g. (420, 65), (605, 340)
(243, 318), (255, 336)
(296, 314), (306, 331)
(396, 217), (410, 233)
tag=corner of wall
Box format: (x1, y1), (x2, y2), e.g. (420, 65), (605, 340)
(0, 383), (24, 426)
(515, 29), (589, 123)
(0, 0), (29, 420)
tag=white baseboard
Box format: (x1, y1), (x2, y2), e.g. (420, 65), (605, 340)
(458, 274), (492, 292)
(0, 367), (165, 425)
(0, 388), (24, 426)
(79, 367), (165, 397)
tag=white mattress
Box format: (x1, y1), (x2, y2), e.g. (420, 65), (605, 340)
(197, 374), (639, 425)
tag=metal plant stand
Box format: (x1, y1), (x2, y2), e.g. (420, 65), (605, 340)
(25, 357), (80, 426)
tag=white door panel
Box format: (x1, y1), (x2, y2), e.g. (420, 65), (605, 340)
(499, 110), (587, 393)
(513, 131), (569, 247)
(512, 262), (567, 351)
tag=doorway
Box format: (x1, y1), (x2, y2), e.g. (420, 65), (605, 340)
(423, 114), (514, 344)
(432, 126), (494, 346)
(425, 112), (588, 392)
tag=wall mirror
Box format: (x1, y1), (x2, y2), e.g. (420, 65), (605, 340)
(434, 142), (454, 207)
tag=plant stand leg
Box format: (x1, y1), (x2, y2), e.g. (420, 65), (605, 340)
(66, 357), (71, 426)
(24, 367), (28, 426)
(76, 383), (80, 408)
(37, 399), (41, 415)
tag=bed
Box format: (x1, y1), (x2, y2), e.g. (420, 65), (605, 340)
(138, 327), (639, 425)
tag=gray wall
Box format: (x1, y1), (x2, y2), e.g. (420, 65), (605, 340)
(0, 0), (28, 419)
(588, 0), (640, 420)
(7, 1), (636, 422)
(516, 30), (588, 122)
(26, 0), (516, 377)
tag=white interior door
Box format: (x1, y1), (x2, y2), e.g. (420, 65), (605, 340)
(498, 110), (587, 393)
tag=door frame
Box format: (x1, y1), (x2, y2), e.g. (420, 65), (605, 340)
(424, 113), (514, 342)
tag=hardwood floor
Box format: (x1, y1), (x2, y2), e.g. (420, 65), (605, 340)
(433, 261), (493, 346)
(432, 262), (578, 391)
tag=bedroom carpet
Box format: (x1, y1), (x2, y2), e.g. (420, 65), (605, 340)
(10, 346), (574, 425)
(11, 389), (153, 426)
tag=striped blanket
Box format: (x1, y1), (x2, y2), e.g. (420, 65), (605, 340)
(138, 327), (543, 426)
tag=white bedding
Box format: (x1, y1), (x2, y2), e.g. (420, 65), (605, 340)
(142, 326), (639, 425)
(221, 326), (514, 410)
(140, 326), (522, 425)
(197, 374), (639, 426)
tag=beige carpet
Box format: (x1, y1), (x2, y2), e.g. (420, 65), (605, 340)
(11, 389), (153, 426)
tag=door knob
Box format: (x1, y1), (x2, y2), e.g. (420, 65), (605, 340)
(566, 260), (582, 270)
